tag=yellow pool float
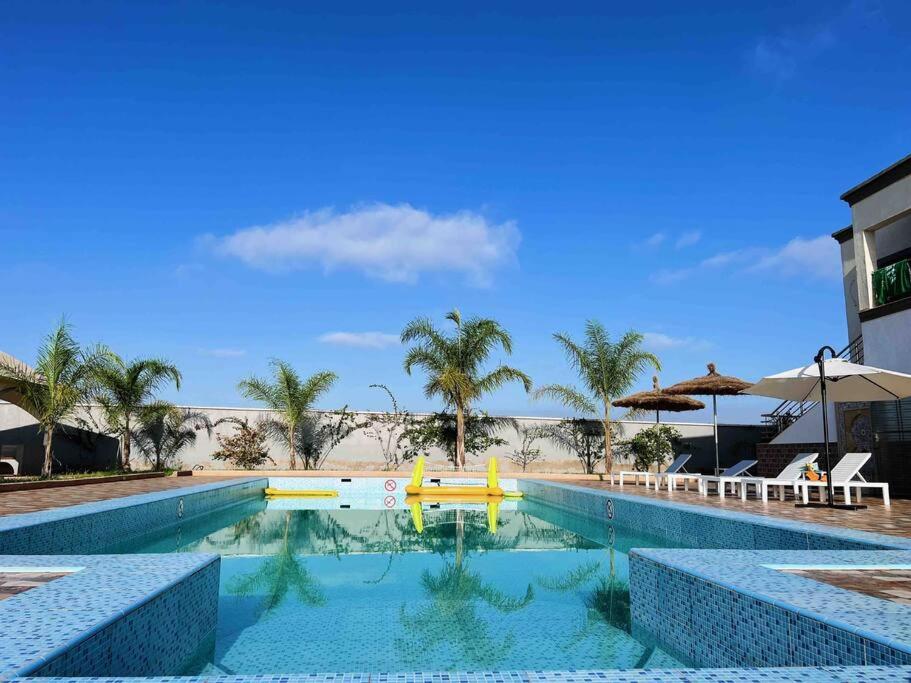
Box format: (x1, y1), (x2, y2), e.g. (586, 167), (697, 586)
(405, 456), (505, 497)
(408, 499), (500, 535)
(264, 488), (338, 497)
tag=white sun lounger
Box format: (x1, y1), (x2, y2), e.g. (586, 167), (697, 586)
(652, 454), (702, 491)
(798, 452), (890, 507)
(756, 452), (818, 502)
(697, 460), (759, 499)
(616, 452), (691, 488)
(709, 452), (818, 502)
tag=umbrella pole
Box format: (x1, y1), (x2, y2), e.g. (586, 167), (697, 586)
(796, 345), (866, 511)
(713, 395), (719, 476)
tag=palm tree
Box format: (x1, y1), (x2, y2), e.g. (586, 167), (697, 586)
(0, 321), (109, 477)
(132, 407), (213, 471)
(534, 322), (660, 470)
(238, 360), (337, 470)
(92, 356), (182, 471)
(401, 309), (532, 470)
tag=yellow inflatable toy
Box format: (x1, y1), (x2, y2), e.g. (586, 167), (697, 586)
(405, 456), (504, 497)
(408, 499), (500, 535)
(264, 488), (338, 497)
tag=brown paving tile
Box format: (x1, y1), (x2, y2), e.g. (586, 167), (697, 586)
(569, 479), (911, 539)
(784, 569), (911, 605)
(0, 571), (70, 600)
(0, 476), (250, 516)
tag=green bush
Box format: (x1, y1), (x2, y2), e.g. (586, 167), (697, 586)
(626, 424), (681, 472)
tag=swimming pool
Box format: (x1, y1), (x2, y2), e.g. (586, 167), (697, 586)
(95, 497), (684, 674)
(4, 476), (911, 682)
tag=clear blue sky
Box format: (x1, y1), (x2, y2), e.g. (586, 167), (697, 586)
(3, 1), (910, 423)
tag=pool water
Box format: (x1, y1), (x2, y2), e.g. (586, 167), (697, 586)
(98, 497), (685, 674)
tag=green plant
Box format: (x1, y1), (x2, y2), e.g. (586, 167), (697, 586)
(211, 417), (274, 469)
(238, 360), (337, 470)
(0, 321), (110, 477)
(295, 406), (367, 470)
(401, 309), (532, 470)
(363, 384), (413, 470)
(400, 411), (514, 467)
(505, 425), (545, 472)
(91, 355), (182, 471)
(534, 322), (660, 470)
(132, 407), (213, 471)
(540, 418), (612, 474)
(626, 424), (681, 472)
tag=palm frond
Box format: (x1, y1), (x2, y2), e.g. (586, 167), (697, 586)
(533, 384), (597, 415)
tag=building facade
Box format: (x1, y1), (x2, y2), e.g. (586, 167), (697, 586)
(834, 153), (911, 496)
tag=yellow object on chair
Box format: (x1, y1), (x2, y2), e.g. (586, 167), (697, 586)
(404, 456), (504, 497)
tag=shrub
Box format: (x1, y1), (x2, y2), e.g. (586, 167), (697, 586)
(211, 418), (274, 469)
(626, 424), (681, 472)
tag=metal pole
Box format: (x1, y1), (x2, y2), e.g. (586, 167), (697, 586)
(713, 394), (720, 476)
(817, 354), (835, 507)
(814, 346), (837, 507)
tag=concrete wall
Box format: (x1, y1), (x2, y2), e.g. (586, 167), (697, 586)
(838, 236), (862, 345)
(0, 402), (763, 475)
(770, 402), (837, 445)
(862, 309), (911, 374)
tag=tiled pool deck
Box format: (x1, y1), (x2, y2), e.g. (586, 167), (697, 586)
(3, 475), (911, 681)
(0, 476), (245, 516)
(571, 478), (911, 538)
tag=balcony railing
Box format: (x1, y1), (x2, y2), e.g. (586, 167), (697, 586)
(872, 259), (911, 306)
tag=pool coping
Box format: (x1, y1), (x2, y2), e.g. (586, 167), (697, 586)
(0, 477), (269, 532)
(631, 547), (911, 656)
(11, 666), (911, 682)
(524, 479), (911, 551)
(0, 553), (219, 679)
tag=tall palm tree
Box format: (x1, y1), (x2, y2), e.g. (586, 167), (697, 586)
(0, 321), (109, 477)
(92, 356), (182, 471)
(401, 309), (532, 470)
(132, 407), (213, 471)
(534, 322), (660, 470)
(238, 360), (337, 470)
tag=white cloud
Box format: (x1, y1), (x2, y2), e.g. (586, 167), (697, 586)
(318, 332), (401, 349)
(643, 332), (712, 352)
(207, 203), (519, 286)
(649, 236), (838, 284)
(649, 268), (694, 285)
(644, 232), (666, 247)
(199, 348), (246, 358)
(749, 235), (841, 279)
(675, 230), (702, 249)
(748, 2), (881, 81)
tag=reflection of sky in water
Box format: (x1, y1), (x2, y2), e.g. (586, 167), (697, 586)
(96, 500), (684, 674)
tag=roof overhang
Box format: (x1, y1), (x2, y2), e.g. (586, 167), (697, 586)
(841, 153), (911, 206)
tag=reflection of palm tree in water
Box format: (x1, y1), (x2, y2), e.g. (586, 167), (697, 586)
(227, 511), (326, 616)
(397, 508), (534, 667)
(536, 545), (654, 667)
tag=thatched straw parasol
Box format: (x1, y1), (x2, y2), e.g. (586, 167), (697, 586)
(612, 376), (704, 424)
(664, 363), (752, 476)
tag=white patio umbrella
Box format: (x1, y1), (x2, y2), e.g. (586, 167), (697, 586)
(743, 346), (911, 509)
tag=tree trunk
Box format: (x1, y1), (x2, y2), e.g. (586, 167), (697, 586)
(602, 404), (612, 476)
(155, 451), (161, 472)
(288, 422), (297, 470)
(122, 417), (132, 472)
(42, 428), (54, 478)
(455, 404), (466, 471)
